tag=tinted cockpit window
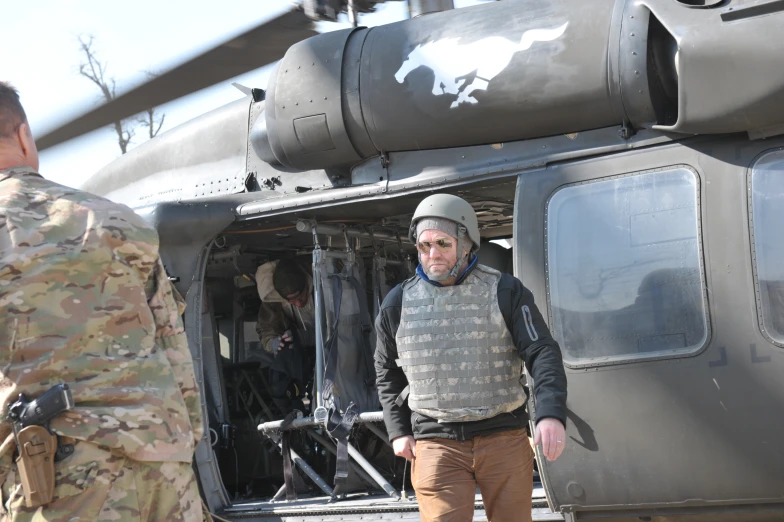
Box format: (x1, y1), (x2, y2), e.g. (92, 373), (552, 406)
(750, 150), (784, 344)
(546, 168), (707, 364)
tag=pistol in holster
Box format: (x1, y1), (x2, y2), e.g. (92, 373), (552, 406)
(7, 383), (75, 508)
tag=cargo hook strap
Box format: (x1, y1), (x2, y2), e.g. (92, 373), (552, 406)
(321, 268), (369, 497)
(325, 402), (359, 499)
(323, 266), (375, 406)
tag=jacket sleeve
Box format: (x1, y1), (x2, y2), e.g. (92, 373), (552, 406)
(373, 285), (412, 441)
(256, 301), (286, 354)
(146, 258), (205, 446)
(498, 274), (567, 427)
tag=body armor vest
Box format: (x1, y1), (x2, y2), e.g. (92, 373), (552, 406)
(395, 264), (526, 422)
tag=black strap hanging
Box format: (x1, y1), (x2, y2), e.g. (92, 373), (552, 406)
(345, 274), (376, 389)
(321, 264), (375, 498)
(322, 274), (352, 498)
(325, 401), (359, 499)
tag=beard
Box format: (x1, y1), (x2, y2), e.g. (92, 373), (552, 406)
(426, 264), (453, 281)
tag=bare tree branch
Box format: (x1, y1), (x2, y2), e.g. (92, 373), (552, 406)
(135, 72), (165, 140)
(136, 108), (166, 140)
(77, 35), (165, 153)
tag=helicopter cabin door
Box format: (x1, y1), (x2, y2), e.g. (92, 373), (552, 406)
(515, 136), (784, 519)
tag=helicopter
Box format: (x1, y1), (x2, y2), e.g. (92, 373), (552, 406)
(34, 0), (784, 520)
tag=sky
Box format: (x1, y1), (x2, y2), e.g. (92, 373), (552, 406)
(2, 0), (484, 188)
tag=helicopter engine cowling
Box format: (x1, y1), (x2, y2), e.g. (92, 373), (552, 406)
(259, 0), (632, 171)
(258, 0), (784, 171)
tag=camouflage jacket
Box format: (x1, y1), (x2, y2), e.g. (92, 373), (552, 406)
(0, 166), (204, 463)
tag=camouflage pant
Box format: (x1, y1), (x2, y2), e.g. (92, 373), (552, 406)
(0, 440), (205, 521)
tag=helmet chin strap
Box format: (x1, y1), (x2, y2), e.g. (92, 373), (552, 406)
(427, 226), (470, 282)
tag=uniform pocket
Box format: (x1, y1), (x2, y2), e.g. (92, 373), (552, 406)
(52, 451), (101, 499)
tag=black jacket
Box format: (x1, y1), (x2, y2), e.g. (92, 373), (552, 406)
(374, 264), (567, 441)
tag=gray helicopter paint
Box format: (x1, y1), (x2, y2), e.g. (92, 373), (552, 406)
(260, 0), (630, 170)
(238, 125), (678, 218)
(516, 134), (784, 518)
(363, 127), (677, 191)
(256, 0), (784, 172)
(393, 22), (569, 109)
(136, 199), (235, 296)
(87, 0), (784, 210)
(408, 0), (455, 18)
(356, 0), (618, 146)
(83, 97), (250, 206)
(612, 0), (659, 130)
(247, 98), (338, 191)
(722, 0), (784, 22)
(182, 241), (232, 513)
(263, 28), (363, 170)
(645, 0), (784, 136)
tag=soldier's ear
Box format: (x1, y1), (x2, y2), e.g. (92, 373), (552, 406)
(17, 122), (39, 171)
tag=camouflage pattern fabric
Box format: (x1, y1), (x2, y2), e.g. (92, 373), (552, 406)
(395, 264), (526, 422)
(0, 166), (203, 470)
(0, 440), (205, 521)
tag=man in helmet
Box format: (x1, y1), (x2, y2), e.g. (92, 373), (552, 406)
(374, 193), (567, 522)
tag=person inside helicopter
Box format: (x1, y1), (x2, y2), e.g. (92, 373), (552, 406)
(254, 256), (317, 413)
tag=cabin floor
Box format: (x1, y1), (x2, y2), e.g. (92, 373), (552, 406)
(221, 487), (563, 521)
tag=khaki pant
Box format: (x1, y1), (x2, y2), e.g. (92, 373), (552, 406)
(412, 428), (535, 522)
(1, 440), (204, 522)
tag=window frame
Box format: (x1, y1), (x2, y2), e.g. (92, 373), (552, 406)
(748, 147), (784, 348)
(543, 165), (712, 369)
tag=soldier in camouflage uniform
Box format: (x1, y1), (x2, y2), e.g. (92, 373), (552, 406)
(0, 82), (205, 520)
(375, 194), (568, 522)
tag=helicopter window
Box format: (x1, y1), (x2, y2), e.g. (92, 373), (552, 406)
(546, 167), (708, 364)
(750, 149), (784, 345)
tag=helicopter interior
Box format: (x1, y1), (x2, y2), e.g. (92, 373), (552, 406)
(200, 179), (517, 501)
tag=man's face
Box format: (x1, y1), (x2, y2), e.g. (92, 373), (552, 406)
(284, 286), (309, 308)
(416, 229), (461, 279)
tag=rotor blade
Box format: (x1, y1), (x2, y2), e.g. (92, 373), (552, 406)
(37, 7), (317, 151)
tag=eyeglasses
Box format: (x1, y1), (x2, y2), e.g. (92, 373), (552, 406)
(416, 239), (454, 255)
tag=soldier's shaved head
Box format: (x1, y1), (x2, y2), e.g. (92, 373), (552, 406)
(0, 81), (28, 141)
(0, 81), (39, 171)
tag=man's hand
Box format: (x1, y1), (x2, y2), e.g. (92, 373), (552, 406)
(392, 435), (416, 461)
(278, 331), (294, 352)
(534, 418), (566, 462)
